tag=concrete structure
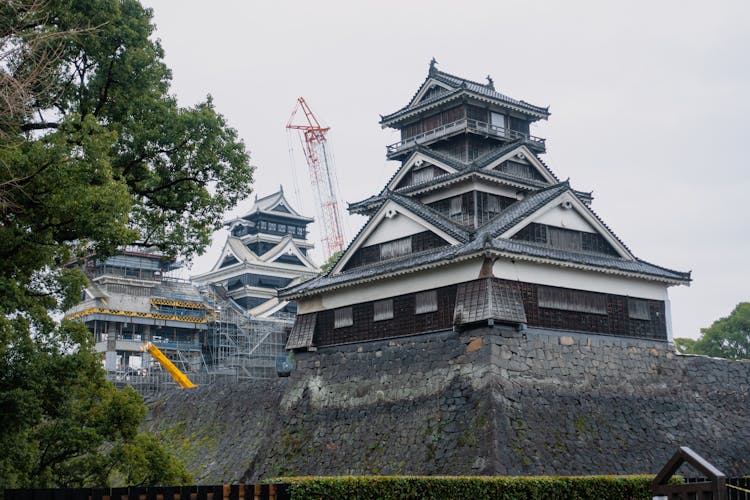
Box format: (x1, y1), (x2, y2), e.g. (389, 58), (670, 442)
(65, 248), (212, 377)
(66, 189), (319, 387)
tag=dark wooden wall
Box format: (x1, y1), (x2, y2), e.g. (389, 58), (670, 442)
(306, 278), (668, 347)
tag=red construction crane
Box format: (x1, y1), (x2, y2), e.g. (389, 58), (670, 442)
(286, 97), (345, 259)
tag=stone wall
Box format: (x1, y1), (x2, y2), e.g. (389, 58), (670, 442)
(144, 327), (750, 483)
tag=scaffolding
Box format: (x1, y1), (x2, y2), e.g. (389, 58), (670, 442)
(205, 292), (290, 380)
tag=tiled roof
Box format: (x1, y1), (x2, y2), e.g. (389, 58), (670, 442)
(388, 191), (472, 243)
(473, 141), (560, 182)
(280, 180), (690, 298)
(280, 242), (479, 298)
(226, 188), (313, 225)
(381, 68), (550, 125)
(454, 278), (527, 326)
(280, 226), (690, 298)
(476, 182), (571, 237)
(488, 238), (691, 283)
(350, 143), (555, 216)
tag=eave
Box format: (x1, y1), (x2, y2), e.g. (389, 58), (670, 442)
(381, 89), (549, 128)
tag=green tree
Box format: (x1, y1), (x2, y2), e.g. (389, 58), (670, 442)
(319, 250), (343, 274)
(673, 337), (698, 355)
(674, 303), (750, 359)
(0, 0), (252, 488)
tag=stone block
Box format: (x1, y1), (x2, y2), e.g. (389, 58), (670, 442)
(466, 337), (484, 353)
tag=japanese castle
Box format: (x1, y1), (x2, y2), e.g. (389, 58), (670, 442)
(193, 188), (319, 318)
(282, 61), (691, 350)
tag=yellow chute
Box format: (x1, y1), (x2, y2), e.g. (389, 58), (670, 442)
(141, 342), (197, 389)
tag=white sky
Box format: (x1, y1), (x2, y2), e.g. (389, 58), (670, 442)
(142, 0), (749, 340)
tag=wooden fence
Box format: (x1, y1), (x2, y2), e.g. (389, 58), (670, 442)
(4, 484), (290, 500)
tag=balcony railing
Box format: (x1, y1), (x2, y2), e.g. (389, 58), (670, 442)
(386, 118), (546, 157)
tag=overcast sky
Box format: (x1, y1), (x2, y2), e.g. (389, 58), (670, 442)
(142, 0), (749, 340)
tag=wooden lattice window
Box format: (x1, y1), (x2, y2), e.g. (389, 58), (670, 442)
(548, 227), (581, 251)
(441, 105), (464, 124)
(380, 237), (412, 260)
(628, 299), (650, 320)
(412, 166), (434, 185)
(334, 307), (353, 328)
(415, 290), (438, 314)
(538, 286), (607, 315)
(449, 197), (462, 216)
(423, 113), (442, 131)
(373, 299), (394, 322)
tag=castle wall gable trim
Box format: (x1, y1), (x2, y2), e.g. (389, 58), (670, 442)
(386, 151), (459, 192)
(207, 237), (260, 273)
(331, 199), (462, 275)
(499, 191), (634, 260)
(260, 235), (319, 270)
(410, 78), (454, 107)
(481, 145), (557, 185)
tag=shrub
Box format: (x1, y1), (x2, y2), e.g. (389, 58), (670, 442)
(275, 474), (657, 499)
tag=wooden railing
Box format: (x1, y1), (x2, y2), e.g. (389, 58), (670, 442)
(386, 118), (546, 156)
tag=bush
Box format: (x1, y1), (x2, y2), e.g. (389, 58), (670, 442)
(276, 475), (656, 499)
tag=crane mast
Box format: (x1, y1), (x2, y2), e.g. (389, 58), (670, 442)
(286, 97), (345, 259)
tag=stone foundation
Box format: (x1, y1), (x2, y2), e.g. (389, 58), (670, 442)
(145, 327), (750, 482)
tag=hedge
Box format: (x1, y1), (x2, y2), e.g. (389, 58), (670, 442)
(272, 475), (659, 499)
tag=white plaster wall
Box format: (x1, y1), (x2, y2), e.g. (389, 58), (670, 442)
(363, 213), (431, 246)
(297, 258), (482, 313)
(492, 258), (669, 300)
(533, 205), (597, 232)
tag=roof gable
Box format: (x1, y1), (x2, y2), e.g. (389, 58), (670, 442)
(480, 145), (558, 185)
(387, 151), (459, 191)
(499, 190), (634, 260)
(410, 78), (454, 107)
(209, 237), (260, 272)
(381, 64), (550, 127)
(260, 235), (318, 270)
(331, 198), (464, 275)
(226, 188), (313, 226)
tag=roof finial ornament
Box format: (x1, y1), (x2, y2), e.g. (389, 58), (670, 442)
(429, 57), (438, 75)
(486, 75), (494, 90)
(279, 184), (283, 193)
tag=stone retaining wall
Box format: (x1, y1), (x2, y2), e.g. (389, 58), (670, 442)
(145, 327), (750, 482)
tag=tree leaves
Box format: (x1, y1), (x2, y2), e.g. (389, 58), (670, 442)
(0, 0), (251, 487)
(674, 302), (750, 359)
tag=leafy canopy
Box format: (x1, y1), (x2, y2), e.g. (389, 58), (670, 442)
(674, 303), (750, 359)
(0, 0), (252, 488)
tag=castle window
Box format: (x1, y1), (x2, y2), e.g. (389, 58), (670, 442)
(491, 112), (506, 131)
(380, 237), (412, 260)
(259, 221), (267, 230)
(628, 299), (650, 320)
(278, 224), (286, 233)
(538, 286), (607, 315)
(268, 222), (277, 232)
(548, 227), (580, 251)
(449, 197), (462, 216)
(334, 307), (353, 328)
(412, 166), (434, 185)
(415, 290), (438, 314)
(373, 299), (394, 322)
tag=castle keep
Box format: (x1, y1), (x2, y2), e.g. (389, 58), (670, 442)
(145, 65), (750, 482)
(282, 61), (691, 349)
